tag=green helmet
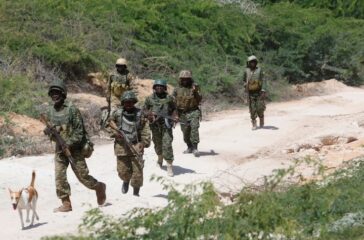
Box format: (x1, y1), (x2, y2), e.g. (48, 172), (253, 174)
(121, 91), (138, 103)
(48, 79), (67, 97)
(153, 79), (167, 89)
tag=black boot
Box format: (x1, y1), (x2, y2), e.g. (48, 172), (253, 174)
(133, 187), (140, 197)
(183, 143), (193, 154)
(122, 181), (129, 194)
(192, 144), (199, 157)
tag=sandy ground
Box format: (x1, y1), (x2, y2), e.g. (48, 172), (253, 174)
(1, 81), (364, 239)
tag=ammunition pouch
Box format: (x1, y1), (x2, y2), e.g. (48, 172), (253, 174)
(81, 140), (94, 158)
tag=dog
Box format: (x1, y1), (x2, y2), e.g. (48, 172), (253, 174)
(8, 170), (39, 229)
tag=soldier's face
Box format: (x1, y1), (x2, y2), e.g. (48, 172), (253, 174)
(116, 65), (127, 74)
(249, 60), (257, 69)
(180, 78), (191, 87)
(154, 85), (166, 94)
(123, 100), (135, 112)
(49, 89), (64, 105)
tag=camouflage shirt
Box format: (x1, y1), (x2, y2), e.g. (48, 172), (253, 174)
(47, 101), (87, 149)
(172, 83), (202, 112)
(144, 92), (176, 125)
(106, 71), (135, 106)
(110, 107), (151, 156)
(243, 67), (267, 93)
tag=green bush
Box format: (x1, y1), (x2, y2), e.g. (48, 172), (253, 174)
(0, 74), (47, 117)
(44, 157), (364, 239)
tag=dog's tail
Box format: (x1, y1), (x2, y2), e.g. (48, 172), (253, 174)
(30, 170), (36, 187)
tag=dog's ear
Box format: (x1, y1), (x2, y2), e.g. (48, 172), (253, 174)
(8, 188), (12, 194)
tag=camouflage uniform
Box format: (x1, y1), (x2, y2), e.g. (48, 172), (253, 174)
(243, 55), (267, 129)
(173, 70), (202, 155)
(110, 101), (151, 189)
(144, 90), (176, 164)
(46, 80), (106, 212)
(105, 58), (136, 109)
(107, 70), (135, 108)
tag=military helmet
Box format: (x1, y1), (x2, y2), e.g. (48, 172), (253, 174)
(153, 79), (167, 89)
(116, 58), (127, 66)
(179, 70), (192, 79)
(121, 90), (138, 103)
(247, 55), (258, 63)
(48, 79), (67, 97)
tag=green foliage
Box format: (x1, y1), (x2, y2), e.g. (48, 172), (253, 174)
(0, 74), (47, 117)
(256, 0), (364, 19)
(45, 157), (364, 239)
(0, 0), (363, 103)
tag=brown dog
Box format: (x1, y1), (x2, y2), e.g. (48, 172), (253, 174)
(8, 171), (39, 229)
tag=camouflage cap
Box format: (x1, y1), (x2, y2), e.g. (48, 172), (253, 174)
(116, 58), (127, 66)
(153, 79), (167, 88)
(247, 55), (258, 62)
(121, 90), (138, 103)
(48, 79), (67, 97)
(179, 70), (192, 79)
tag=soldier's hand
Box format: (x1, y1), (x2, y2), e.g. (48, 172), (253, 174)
(135, 143), (144, 154)
(148, 112), (156, 122)
(261, 91), (267, 99)
(43, 127), (51, 136)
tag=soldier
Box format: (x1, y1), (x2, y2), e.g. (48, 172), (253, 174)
(243, 55), (267, 130)
(172, 70), (202, 157)
(44, 80), (106, 212)
(144, 79), (177, 177)
(107, 58), (136, 109)
(109, 91), (151, 196)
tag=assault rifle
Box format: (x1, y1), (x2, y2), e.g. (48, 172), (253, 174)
(108, 120), (145, 169)
(143, 110), (190, 128)
(40, 114), (76, 167)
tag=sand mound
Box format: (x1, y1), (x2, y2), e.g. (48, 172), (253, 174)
(0, 113), (44, 136)
(293, 79), (349, 97)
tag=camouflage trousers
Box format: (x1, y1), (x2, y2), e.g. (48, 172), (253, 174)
(179, 109), (201, 146)
(55, 150), (98, 199)
(150, 124), (174, 162)
(248, 93), (266, 120)
(116, 156), (143, 188)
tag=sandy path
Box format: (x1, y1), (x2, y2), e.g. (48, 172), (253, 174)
(1, 84), (364, 239)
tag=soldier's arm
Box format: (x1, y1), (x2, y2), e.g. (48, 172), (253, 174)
(127, 73), (136, 90)
(140, 120), (151, 148)
(67, 106), (86, 147)
(193, 84), (202, 104)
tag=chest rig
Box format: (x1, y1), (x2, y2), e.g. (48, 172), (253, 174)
(120, 109), (142, 144)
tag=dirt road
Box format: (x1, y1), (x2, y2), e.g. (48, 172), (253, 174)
(1, 80), (364, 239)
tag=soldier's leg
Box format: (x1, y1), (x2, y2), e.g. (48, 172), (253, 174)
(71, 150), (106, 205)
(163, 128), (174, 176)
(162, 128), (174, 163)
(249, 97), (258, 130)
(257, 97), (266, 127)
(151, 125), (163, 156)
(116, 156), (133, 182)
(71, 151), (98, 190)
(130, 157), (143, 196)
(55, 154), (71, 199)
(180, 113), (193, 152)
(54, 154), (72, 212)
(189, 110), (201, 157)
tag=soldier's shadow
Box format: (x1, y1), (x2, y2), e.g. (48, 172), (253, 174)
(259, 126), (279, 130)
(198, 150), (219, 157)
(162, 165), (196, 176)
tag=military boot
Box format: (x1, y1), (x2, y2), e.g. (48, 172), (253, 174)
(166, 162), (174, 177)
(183, 144), (193, 154)
(251, 120), (257, 130)
(95, 182), (106, 206)
(157, 155), (163, 168)
(259, 117), (264, 128)
(133, 187), (140, 197)
(192, 144), (200, 157)
(122, 181), (130, 194)
(54, 196), (72, 213)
